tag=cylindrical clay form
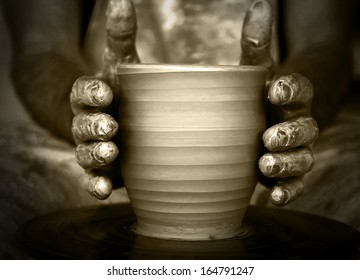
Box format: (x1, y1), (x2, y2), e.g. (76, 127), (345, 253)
(117, 64), (267, 240)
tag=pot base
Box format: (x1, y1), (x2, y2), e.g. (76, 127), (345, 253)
(132, 221), (253, 241)
(18, 204), (360, 259)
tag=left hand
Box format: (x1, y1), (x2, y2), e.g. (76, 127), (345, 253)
(240, 0), (319, 206)
(70, 0), (139, 199)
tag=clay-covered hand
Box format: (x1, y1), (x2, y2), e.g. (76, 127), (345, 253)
(70, 0), (139, 199)
(240, 0), (319, 206)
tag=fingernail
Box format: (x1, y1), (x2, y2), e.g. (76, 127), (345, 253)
(270, 74), (314, 106)
(269, 186), (289, 206)
(87, 80), (113, 106)
(91, 177), (112, 200)
(269, 181), (304, 206)
(93, 142), (119, 165)
(94, 115), (118, 139)
(263, 123), (297, 151)
(279, 82), (293, 103)
(270, 80), (294, 105)
(258, 154), (282, 177)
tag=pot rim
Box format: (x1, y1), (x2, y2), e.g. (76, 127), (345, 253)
(117, 63), (267, 75)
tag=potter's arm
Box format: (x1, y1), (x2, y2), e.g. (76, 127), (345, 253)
(257, 0), (354, 205)
(2, 0), (138, 199)
(70, 0), (139, 199)
(2, 0), (88, 143)
(239, 0), (354, 206)
(277, 0), (354, 128)
(253, 0), (354, 205)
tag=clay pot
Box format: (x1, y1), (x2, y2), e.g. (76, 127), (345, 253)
(117, 64), (267, 240)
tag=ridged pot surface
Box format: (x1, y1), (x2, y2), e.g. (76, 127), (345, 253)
(117, 64), (266, 240)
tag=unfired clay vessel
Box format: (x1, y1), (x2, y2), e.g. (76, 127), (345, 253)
(117, 64), (267, 240)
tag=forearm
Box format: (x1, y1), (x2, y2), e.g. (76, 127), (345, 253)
(11, 51), (87, 143)
(277, 0), (354, 128)
(275, 44), (352, 128)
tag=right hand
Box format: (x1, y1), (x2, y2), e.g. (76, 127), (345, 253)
(70, 0), (139, 199)
(240, 0), (318, 206)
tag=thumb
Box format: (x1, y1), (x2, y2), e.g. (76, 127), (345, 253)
(103, 0), (140, 88)
(240, 0), (273, 73)
(104, 0), (140, 64)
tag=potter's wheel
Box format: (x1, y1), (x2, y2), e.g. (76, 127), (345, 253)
(18, 204), (360, 259)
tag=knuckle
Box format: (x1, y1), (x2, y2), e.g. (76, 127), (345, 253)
(70, 76), (89, 113)
(71, 114), (84, 140)
(75, 143), (90, 168)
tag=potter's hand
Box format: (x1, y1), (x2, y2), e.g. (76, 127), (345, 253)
(241, 0), (319, 206)
(70, 0), (139, 199)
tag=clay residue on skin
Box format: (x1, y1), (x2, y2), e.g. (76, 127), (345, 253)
(95, 116), (116, 137)
(93, 141), (119, 165)
(270, 80), (294, 105)
(75, 141), (119, 169)
(268, 73), (313, 106)
(85, 175), (112, 200)
(72, 112), (118, 142)
(86, 79), (113, 107)
(259, 148), (315, 178)
(70, 77), (113, 115)
(263, 117), (319, 151)
(270, 186), (285, 203)
(259, 153), (281, 176)
(269, 179), (304, 206)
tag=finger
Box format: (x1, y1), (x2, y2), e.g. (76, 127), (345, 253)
(268, 73), (313, 110)
(75, 141), (119, 169)
(263, 117), (319, 151)
(240, 0), (273, 71)
(258, 147), (315, 178)
(70, 76), (113, 115)
(269, 177), (304, 206)
(72, 112), (118, 142)
(83, 172), (113, 200)
(104, 0), (140, 64)
(83, 161), (124, 200)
